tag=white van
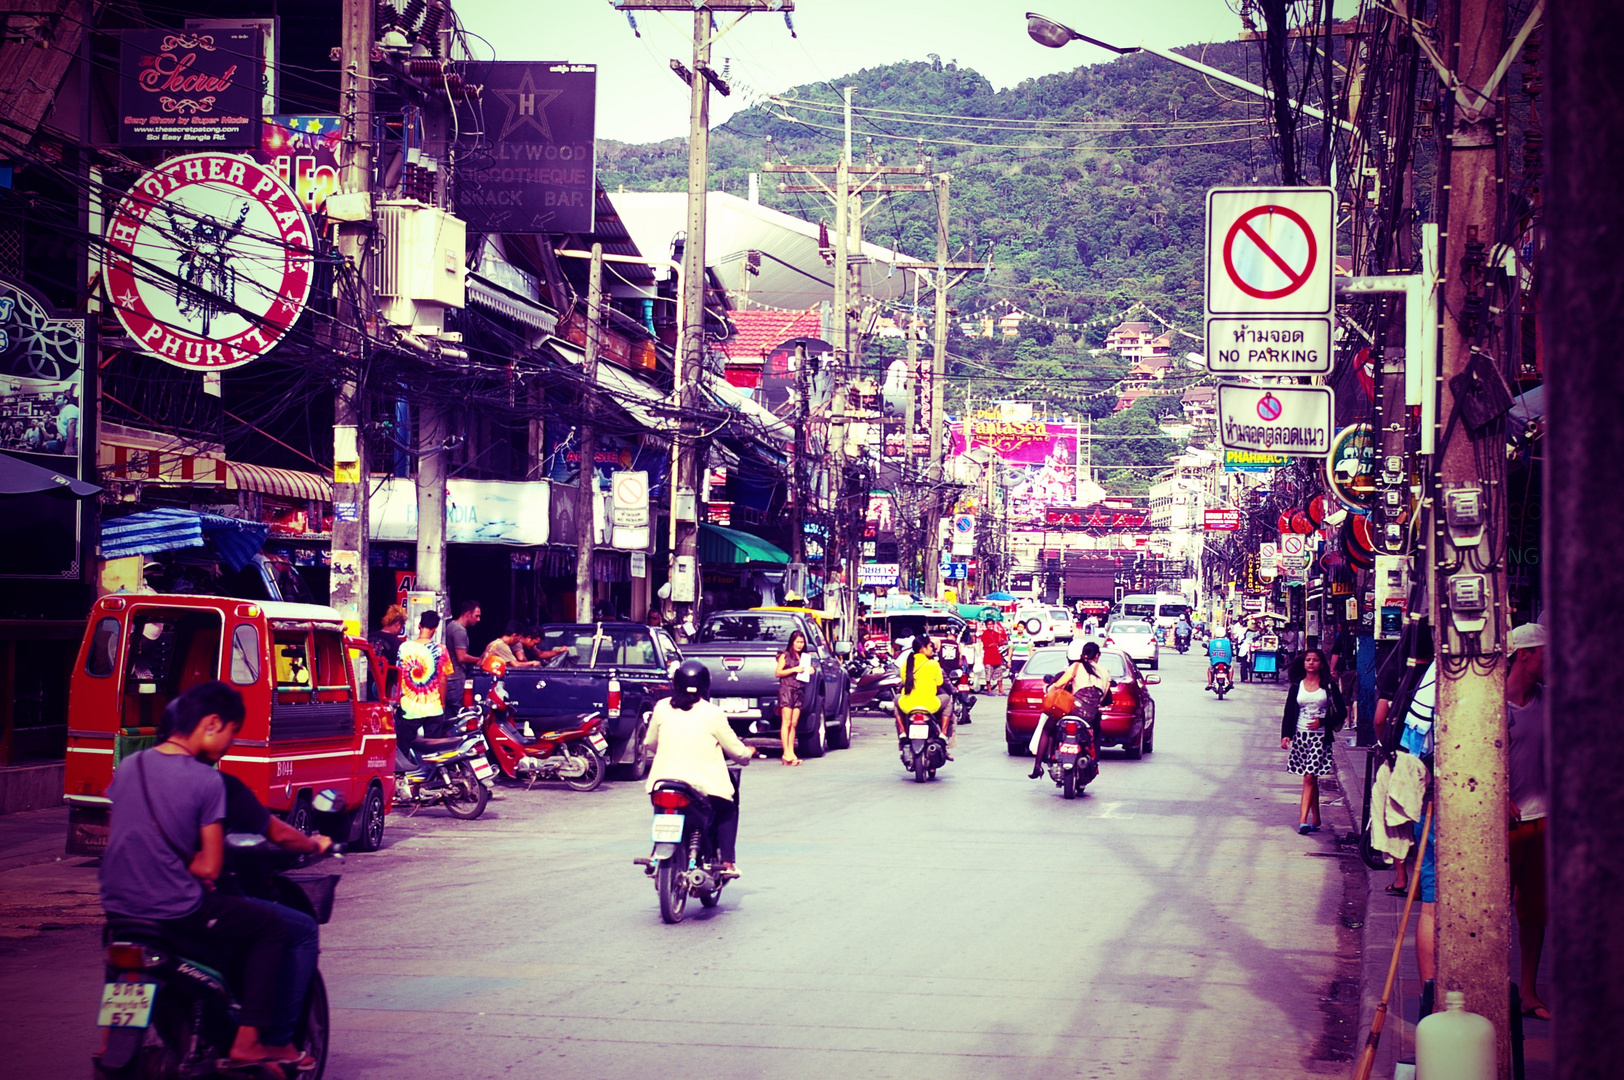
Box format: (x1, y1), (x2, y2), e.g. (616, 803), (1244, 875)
(1116, 592), (1193, 630)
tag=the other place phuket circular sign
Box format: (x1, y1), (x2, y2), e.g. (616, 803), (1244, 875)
(104, 151), (314, 371)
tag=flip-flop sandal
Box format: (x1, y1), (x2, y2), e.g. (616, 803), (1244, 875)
(1521, 1004), (1551, 1022)
(1384, 884), (1410, 897)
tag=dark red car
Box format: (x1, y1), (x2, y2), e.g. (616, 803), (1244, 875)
(1004, 644), (1160, 759)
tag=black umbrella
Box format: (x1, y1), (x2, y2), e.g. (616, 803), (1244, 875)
(0, 450), (101, 498)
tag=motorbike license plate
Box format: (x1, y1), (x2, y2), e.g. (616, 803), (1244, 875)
(98, 981), (154, 1028)
(651, 814), (684, 843)
(588, 733), (608, 752)
(472, 758), (494, 781)
(908, 723), (929, 740)
(1060, 740), (1080, 755)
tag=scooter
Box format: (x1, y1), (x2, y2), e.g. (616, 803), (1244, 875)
(898, 706), (949, 783)
(633, 763), (746, 924)
(952, 670), (977, 727)
(1174, 627), (1191, 654)
(1044, 714), (1099, 800)
(1210, 662), (1233, 700)
(94, 792), (347, 1080)
(847, 655), (901, 714)
(395, 725), (493, 819)
(476, 659), (609, 790)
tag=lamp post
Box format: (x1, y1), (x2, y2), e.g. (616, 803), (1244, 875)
(1024, 12), (1354, 132)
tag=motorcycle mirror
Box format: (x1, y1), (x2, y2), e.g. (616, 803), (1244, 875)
(1145, 674), (1162, 685)
(834, 640), (852, 656)
(311, 789), (347, 814)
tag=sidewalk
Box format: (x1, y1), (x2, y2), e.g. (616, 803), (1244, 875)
(1331, 737), (1552, 1080)
(0, 806), (103, 940)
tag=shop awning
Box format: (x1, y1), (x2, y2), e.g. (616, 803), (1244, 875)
(699, 523), (789, 565)
(467, 272), (560, 334)
(226, 462), (333, 503)
(545, 337), (678, 435)
(101, 508), (269, 571)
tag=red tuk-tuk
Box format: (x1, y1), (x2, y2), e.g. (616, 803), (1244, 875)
(63, 594), (397, 856)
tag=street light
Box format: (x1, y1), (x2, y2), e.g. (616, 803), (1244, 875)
(1024, 11), (1353, 131)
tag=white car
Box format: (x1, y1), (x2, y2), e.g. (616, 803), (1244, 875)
(1014, 607), (1056, 644)
(1049, 608), (1076, 641)
(1104, 620), (1159, 670)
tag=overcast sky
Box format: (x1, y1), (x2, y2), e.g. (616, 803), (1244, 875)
(455, 1), (1265, 144)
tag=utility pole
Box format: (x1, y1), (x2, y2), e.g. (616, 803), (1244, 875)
(922, 173), (951, 598)
(575, 244), (603, 621)
(789, 340), (809, 567)
(330, 0), (372, 634)
(1429, 0), (1510, 1068)
(618, 1), (793, 628)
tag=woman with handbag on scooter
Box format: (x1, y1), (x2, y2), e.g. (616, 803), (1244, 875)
(1031, 641), (1113, 779)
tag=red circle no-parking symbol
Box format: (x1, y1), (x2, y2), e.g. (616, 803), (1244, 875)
(1223, 205), (1318, 300)
(1256, 393), (1283, 422)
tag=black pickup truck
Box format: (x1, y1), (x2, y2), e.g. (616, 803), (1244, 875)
(493, 622), (683, 779)
(681, 609), (852, 758)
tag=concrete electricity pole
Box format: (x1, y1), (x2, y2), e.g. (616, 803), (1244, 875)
(330, 0), (373, 634)
(619, 1), (792, 627)
(1429, 0), (1510, 1067)
(575, 244), (604, 621)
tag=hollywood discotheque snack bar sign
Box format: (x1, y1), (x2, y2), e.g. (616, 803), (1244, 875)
(103, 152), (313, 371)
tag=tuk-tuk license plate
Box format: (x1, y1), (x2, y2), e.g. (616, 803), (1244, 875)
(472, 758), (494, 781)
(651, 814), (684, 843)
(588, 733), (608, 753)
(908, 724), (929, 740)
(98, 981), (154, 1028)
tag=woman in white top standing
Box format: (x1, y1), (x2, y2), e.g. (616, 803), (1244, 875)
(645, 660), (758, 874)
(1280, 648), (1347, 834)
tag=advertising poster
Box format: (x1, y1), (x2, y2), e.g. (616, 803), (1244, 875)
(0, 278), (91, 578)
(456, 62), (596, 233)
(119, 29), (261, 148)
(950, 420), (1080, 525)
(257, 116), (341, 214)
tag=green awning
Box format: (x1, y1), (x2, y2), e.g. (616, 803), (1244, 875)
(699, 523), (789, 565)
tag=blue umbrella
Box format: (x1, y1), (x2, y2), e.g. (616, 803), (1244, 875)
(985, 591), (1016, 601)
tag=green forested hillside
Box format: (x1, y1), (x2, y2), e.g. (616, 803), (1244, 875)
(599, 42), (1316, 489)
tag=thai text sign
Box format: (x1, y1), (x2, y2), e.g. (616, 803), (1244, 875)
(120, 29), (259, 148)
(1217, 385), (1334, 456)
(456, 62), (596, 233)
(1205, 317), (1332, 374)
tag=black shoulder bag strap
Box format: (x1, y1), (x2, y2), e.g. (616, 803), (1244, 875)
(134, 750), (199, 866)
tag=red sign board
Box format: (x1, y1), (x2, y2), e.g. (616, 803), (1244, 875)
(1044, 507), (1149, 530)
(1205, 508), (1242, 531)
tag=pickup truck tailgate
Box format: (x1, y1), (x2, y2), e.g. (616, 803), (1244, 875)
(502, 670), (605, 720)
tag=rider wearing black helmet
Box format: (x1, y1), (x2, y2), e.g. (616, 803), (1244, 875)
(644, 660), (758, 874)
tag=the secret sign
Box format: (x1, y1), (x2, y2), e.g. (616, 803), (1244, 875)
(119, 30), (260, 148)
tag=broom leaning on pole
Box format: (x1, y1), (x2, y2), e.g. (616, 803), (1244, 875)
(1352, 798), (1434, 1080)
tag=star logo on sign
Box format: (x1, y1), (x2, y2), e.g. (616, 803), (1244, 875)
(492, 68), (562, 140)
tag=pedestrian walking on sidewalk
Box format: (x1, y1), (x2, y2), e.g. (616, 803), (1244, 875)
(1281, 648), (1347, 834)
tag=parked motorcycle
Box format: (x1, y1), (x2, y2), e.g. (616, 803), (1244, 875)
(1043, 714), (1099, 799)
(395, 726), (493, 819)
(899, 706), (949, 783)
(1210, 662), (1233, 701)
(476, 659), (608, 790)
(847, 655), (901, 714)
(633, 764), (745, 923)
(94, 792), (347, 1080)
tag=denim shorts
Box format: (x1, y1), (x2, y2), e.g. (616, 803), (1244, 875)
(1415, 818), (1436, 903)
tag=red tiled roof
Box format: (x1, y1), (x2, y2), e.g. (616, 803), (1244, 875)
(717, 308), (822, 363)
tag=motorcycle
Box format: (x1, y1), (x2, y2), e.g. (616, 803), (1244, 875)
(94, 792), (347, 1080)
(475, 660), (609, 790)
(1174, 627), (1191, 654)
(898, 706), (949, 783)
(846, 655), (901, 714)
(1044, 713), (1099, 800)
(394, 723), (493, 819)
(1210, 662), (1233, 700)
(633, 763), (745, 924)
(952, 670), (977, 727)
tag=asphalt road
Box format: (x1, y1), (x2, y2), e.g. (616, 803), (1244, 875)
(2, 648), (1361, 1079)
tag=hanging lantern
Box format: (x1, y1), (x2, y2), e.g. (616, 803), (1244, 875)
(1277, 511), (1294, 534)
(1291, 510), (1315, 535)
(1307, 494), (1326, 527)
(1350, 514), (1375, 554)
